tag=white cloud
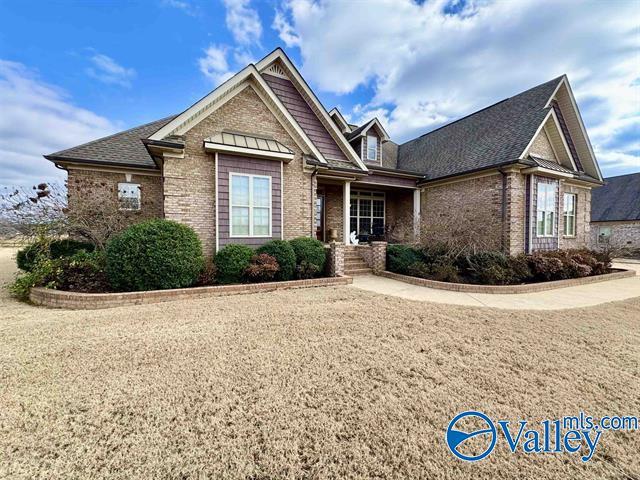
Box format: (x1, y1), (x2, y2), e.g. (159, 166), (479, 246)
(274, 0), (640, 175)
(198, 45), (234, 85)
(161, 0), (200, 16)
(0, 60), (117, 188)
(86, 53), (136, 88)
(223, 0), (262, 46)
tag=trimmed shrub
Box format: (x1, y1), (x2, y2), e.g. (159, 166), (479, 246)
(296, 260), (320, 280)
(507, 255), (533, 284)
(387, 244), (422, 274)
(457, 251), (511, 285)
(196, 261), (218, 286)
(256, 240), (296, 281)
(214, 244), (254, 284)
(406, 261), (431, 279)
(17, 239), (94, 272)
(106, 220), (204, 291)
(245, 254), (279, 283)
(527, 254), (565, 282)
(289, 237), (326, 273)
(57, 250), (110, 293)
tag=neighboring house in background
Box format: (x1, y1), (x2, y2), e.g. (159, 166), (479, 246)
(44, 48), (603, 270)
(591, 172), (640, 252)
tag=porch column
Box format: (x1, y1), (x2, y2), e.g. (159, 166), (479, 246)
(343, 181), (351, 245)
(413, 188), (421, 242)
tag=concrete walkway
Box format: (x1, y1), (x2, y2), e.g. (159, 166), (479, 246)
(349, 262), (640, 310)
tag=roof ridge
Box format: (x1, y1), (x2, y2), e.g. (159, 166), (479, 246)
(603, 171), (640, 180)
(399, 75), (565, 147)
(47, 115), (176, 157)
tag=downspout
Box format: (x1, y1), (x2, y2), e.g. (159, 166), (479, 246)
(311, 167), (318, 237)
(499, 170), (508, 254)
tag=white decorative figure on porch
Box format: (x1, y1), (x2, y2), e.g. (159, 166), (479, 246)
(350, 231), (359, 245)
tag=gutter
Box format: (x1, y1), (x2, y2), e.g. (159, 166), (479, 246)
(499, 169), (508, 253)
(43, 155), (159, 171)
(417, 159), (525, 186)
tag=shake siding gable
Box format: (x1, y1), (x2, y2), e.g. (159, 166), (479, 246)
(262, 74), (348, 161)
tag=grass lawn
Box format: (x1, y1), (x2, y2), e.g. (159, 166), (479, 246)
(1, 247), (639, 479)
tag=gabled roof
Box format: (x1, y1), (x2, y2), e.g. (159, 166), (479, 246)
(591, 173), (640, 222)
(328, 108), (352, 133)
(45, 116), (176, 169)
(345, 118), (390, 142)
(397, 76), (565, 179)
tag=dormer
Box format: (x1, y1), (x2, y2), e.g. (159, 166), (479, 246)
(328, 108), (352, 134)
(344, 118), (390, 165)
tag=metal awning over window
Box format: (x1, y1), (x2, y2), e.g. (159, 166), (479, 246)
(204, 132), (294, 162)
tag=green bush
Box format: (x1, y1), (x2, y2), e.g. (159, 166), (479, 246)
(9, 257), (64, 301)
(245, 254), (279, 283)
(296, 260), (320, 280)
(458, 251), (511, 285)
(256, 240), (296, 281)
(17, 239), (94, 272)
(214, 244), (254, 284)
(106, 220), (204, 291)
(289, 237), (326, 274)
(387, 244), (423, 274)
(57, 250), (110, 293)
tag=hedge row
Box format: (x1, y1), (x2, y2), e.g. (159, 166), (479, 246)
(387, 244), (612, 285)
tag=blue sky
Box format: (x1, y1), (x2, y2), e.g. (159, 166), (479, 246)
(1, 0), (638, 188)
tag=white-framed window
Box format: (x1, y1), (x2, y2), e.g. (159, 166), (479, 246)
(563, 193), (577, 237)
(118, 183), (141, 210)
(598, 226), (612, 244)
(366, 134), (378, 162)
(536, 181), (556, 237)
(229, 173), (272, 237)
(349, 190), (385, 238)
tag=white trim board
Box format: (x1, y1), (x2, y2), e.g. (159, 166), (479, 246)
(148, 66), (327, 165)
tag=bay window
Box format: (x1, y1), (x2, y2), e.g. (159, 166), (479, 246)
(536, 182), (557, 237)
(563, 193), (577, 236)
(230, 173), (271, 237)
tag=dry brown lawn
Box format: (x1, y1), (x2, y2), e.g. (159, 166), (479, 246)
(0, 247), (639, 479)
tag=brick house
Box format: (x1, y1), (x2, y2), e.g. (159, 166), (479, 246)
(590, 172), (640, 252)
(45, 48), (603, 272)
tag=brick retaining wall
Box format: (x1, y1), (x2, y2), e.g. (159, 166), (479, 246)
(30, 276), (352, 310)
(379, 269), (634, 294)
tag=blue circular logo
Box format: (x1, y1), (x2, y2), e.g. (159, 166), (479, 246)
(446, 411), (497, 461)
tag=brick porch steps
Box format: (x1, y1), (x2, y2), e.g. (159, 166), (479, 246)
(343, 246), (372, 276)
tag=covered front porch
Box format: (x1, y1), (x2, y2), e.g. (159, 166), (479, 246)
(315, 172), (421, 246)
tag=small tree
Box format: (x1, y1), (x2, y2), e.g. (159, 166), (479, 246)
(1, 182), (142, 249)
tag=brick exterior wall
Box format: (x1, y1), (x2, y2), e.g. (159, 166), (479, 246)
(386, 189), (414, 243)
(163, 85), (314, 256)
(590, 220), (640, 250)
(559, 182), (591, 249)
(327, 241), (345, 276)
(504, 172), (527, 255)
(421, 174), (504, 251)
(66, 167), (163, 227)
(322, 183), (344, 242)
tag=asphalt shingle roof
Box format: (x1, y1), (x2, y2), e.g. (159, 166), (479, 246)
(396, 76), (564, 179)
(45, 115), (177, 169)
(591, 173), (640, 222)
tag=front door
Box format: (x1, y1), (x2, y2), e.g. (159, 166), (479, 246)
(315, 193), (325, 241)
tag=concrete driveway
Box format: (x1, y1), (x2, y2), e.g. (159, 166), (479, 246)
(350, 261), (640, 310)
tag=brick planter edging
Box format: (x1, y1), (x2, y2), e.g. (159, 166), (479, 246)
(379, 269), (635, 294)
(30, 276), (353, 310)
